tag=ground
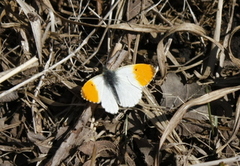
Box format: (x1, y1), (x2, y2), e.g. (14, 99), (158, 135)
(0, 0), (240, 165)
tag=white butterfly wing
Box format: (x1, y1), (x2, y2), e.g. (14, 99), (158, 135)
(100, 84), (119, 114)
(82, 75), (119, 114)
(114, 66), (143, 107)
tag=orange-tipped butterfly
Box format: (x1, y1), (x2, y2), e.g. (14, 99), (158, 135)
(81, 64), (156, 114)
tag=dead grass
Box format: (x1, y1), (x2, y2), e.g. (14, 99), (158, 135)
(0, 0), (240, 165)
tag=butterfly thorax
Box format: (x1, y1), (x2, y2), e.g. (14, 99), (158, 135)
(102, 69), (120, 103)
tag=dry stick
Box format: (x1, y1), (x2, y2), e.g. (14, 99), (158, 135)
(156, 0), (173, 26)
(191, 155), (240, 166)
(185, 0), (198, 24)
(185, 0), (206, 46)
(31, 52), (53, 134)
(165, 38), (191, 79)
(107, 0), (114, 52)
(16, 0), (43, 64)
(202, 0), (223, 78)
(212, 0), (223, 50)
(219, 0), (236, 67)
(132, 1), (146, 64)
(0, 57), (38, 84)
(114, 0), (125, 24)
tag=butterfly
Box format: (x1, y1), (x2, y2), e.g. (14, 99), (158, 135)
(81, 64), (156, 114)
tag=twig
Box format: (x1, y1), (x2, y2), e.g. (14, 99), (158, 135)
(31, 51), (53, 134)
(202, 0), (223, 78)
(219, 0), (236, 67)
(191, 156), (240, 166)
(0, 57), (38, 84)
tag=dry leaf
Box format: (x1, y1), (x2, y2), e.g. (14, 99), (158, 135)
(79, 140), (117, 158)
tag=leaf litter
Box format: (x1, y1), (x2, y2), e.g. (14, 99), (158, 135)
(0, 0), (240, 165)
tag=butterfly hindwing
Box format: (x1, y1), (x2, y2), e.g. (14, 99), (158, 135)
(100, 83), (119, 114)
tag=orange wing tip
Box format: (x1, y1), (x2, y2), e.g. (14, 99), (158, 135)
(133, 64), (156, 86)
(81, 80), (100, 103)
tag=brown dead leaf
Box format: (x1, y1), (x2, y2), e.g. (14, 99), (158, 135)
(125, 152), (136, 166)
(0, 117), (21, 132)
(79, 140), (117, 158)
(102, 119), (122, 134)
(127, 0), (141, 21)
(27, 131), (54, 154)
(161, 73), (205, 108)
(133, 137), (154, 165)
